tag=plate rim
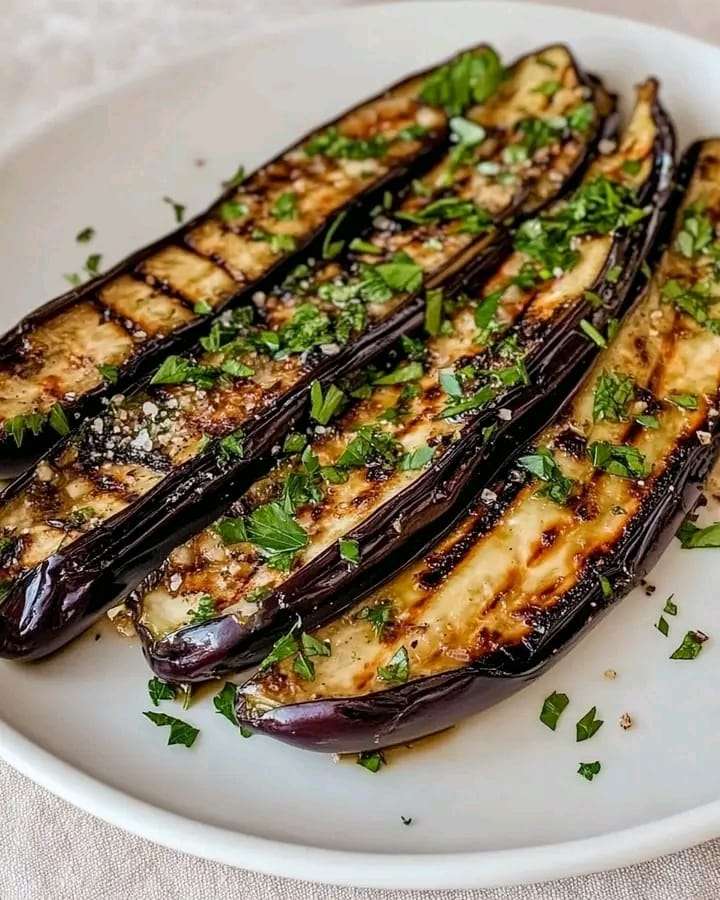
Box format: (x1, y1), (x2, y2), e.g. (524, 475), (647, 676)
(2, 0), (720, 888)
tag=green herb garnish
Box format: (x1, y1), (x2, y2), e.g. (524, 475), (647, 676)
(539, 691), (569, 731)
(143, 712), (199, 748)
(576, 706), (603, 742)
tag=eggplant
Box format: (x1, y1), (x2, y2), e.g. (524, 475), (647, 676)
(0, 45), (469, 478)
(234, 138), (720, 753)
(0, 45), (611, 661)
(133, 80), (673, 683)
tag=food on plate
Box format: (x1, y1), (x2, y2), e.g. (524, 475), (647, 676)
(134, 80), (673, 683)
(0, 43), (474, 477)
(235, 139), (720, 752)
(0, 45), (610, 660)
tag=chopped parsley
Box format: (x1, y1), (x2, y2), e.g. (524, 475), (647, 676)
(271, 191), (298, 220)
(636, 414), (659, 429)
(661, 279), (720, 334)
(339, 538), (360, 566)
(593, 371), (634, 422)
(622, 159), (642, 177)
(219, 199), (248, 222)
(4, 411), (48, 447)
(309, 380), (346, 425)
(357, 750), (386, 773)
(243, 502), (309, 572)
(656, 615), (670, 637)
(668, 393), (698, 410)
(217, 429), (244, 462)
(76, 226), (95, 243)
(587, 441), (650, 479)
(187, 595), (217, 625)
(143, 712), (199, 748)
(397, 197), (492, 235)
(223, 164), (246, 189)
(151, 355), (218, 388)
(677, 519), (720, 548)
(84, 253), (102, 276)
(539, 690), (569, 731)
(675, 204), (715, 259)
(424, 288), (444, 336)
(419, 47), (504, 116)
(579, 318), (607, 348)
(338, 426), (402, 469)
(349, 238), (383, 256)
(357, 600), (395, 639)
(577, 761), (601, 781)
(148, 677), (176, 706)
(212, 682), (239, 727)
(96, 363), (119, 383)
(259, 621), (330, 680)
(305, 127), (389, 160)
(322, 211), (347, 260)
(518, 447), (575, 504)
(377, 645), (410, 683)
(533, 80), (561, 97)
(163, 196), (186, 223)
(575, 706), (603, 742)
(670, 630), (708, 660)
(373, 361), (423, 386)
(400, 443), (434, 470)
(49, 403), (70, 436)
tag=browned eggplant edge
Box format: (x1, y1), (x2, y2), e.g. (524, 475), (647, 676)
(235, 425), (716, 754)
(0, 52), (461, 476)
(138, 88), (675, 682)
(0, 54), (614, 661)
(233, 142), (709, 754)
(0, 44), (606, 476)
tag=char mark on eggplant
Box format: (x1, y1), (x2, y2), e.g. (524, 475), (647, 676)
(234, 137), (720, 755)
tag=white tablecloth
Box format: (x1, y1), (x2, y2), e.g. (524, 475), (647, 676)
(3, 1), (720, 897)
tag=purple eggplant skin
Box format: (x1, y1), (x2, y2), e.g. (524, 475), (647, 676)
(234, 424), (718, 754)
(0, 53), (457, 478)
(139, 83), (675, 684)
(0, 54), (613, 663)
(233, 140), (713, 755)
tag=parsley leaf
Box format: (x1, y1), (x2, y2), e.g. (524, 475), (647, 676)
(593, 371), (634, 422)
(148, 677), (176, 706)
(670, 630), (708, 660)
(377, 646), (410, 683)
(518, 447), (575, 504)
(310, 380), (346, 425)
(143, 712), (199, 748)
(244, 502), (309, 572)
(419, 47), (504, 115)
(357, 750), (386, 773)
(187, 595), (217, 625)
(540, 691), (569, 731)
(357, 600), (395, 639)
(675, 204), (715, 259)
(339, 538), (360, 565)
(576, 706), (603, 742)
(578, 761), (601, 781)
(677, 519), (720, 548)
(163, 196), (186, 223)
(271, 191), (298, 220)
(400, 444), (434, 470)
(587, 441), (650, 479)
(213, 682), (239, 726)
(76, 226), (95, 243)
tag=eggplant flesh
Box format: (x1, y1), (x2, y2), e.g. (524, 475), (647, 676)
(235, 139), (720, 754)
(0, 46), (609, 661)
(135, 81), (673, 683)
(0, 45), (464, 476)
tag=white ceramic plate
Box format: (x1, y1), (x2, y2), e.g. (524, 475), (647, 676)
(2, 1), (720, 889)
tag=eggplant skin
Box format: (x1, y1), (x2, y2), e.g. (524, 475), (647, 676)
(235, 434), (715, 754)
(235, 140), (720, 753)
(0, 46), (610, 662)
(0, 47), (457, 478)
(138, 80), (674, 683)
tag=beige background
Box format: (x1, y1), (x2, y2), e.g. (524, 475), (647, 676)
(2, 1), (720, 897)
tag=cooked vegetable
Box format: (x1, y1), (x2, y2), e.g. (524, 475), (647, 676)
(1, 44), (473, 476)
(235, 139), (720, 753)
(134, 81), (673, 682)
(0, 45), (610, 661)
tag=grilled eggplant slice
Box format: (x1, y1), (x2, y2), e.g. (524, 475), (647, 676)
(0, 47), (465, 477)
(0, 46), (611, 661)
(235, 139), (720, 754)
(135, 81), (673, 682)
